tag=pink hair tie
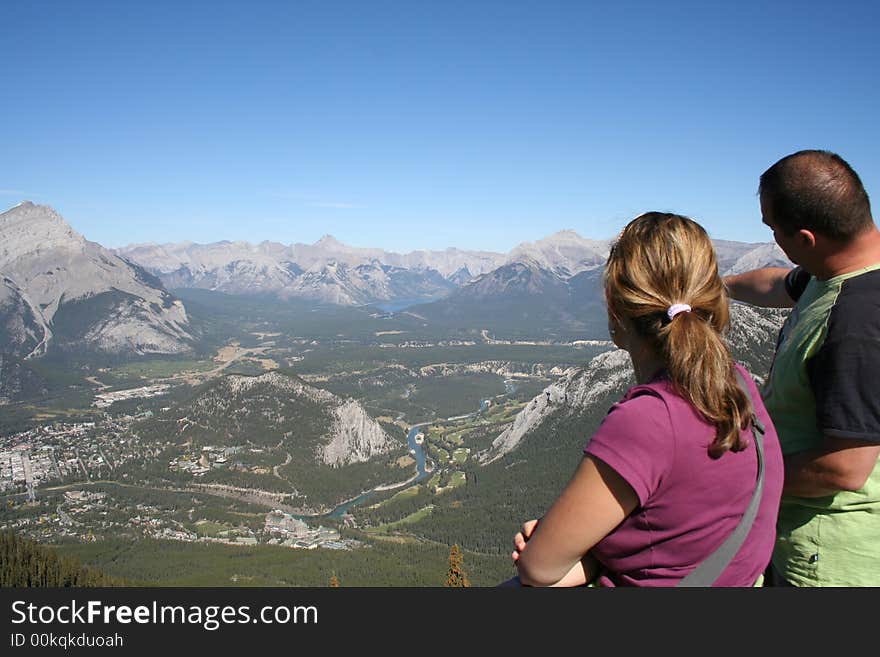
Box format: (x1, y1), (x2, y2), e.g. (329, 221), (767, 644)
(667, 303), (692, 320)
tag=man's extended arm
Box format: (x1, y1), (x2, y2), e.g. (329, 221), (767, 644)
(723, 267), (796, 308)
(783, 437), (880, 497)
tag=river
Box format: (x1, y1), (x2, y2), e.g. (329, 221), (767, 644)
(313, 423), (432, 519)
(304, 397), (495, 520)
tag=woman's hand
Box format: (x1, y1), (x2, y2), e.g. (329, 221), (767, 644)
(512, 518), (539, 564)
(512, 515), (602, 586)
(513, 455), (638, 586)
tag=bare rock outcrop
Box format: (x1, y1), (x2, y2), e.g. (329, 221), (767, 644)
(0, 202), (193, 357)
(321, 398), (396, 466)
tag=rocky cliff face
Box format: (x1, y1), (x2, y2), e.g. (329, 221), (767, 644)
(0, 202), (194, 357)
(478, 349), (633, 464)
(725, 303), (790, 385)
(322, 398), (395, 466)
(0, 277), (45, 358)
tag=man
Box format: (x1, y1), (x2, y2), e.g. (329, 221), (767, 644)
(725, 149), (880, 586)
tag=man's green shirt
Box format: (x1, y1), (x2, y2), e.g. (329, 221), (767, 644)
(763, 264), (880, 586)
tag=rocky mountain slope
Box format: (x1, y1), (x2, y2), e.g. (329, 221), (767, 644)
(164, 370), (398, 467)
(414, 260), (608, 338)
(504, 230), (609, 277)
(0, 202), (194, 358)
(479, 348), (633, 465)
(724, 242), (792, 275)
(282, 260), (454, 305)
(0, 199), (791, 370)
(477, 303), (788, 464)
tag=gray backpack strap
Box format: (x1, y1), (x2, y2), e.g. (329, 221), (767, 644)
(676, 369), (765, 587)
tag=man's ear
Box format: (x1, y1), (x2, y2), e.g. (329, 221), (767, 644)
(796, 228), (817, 249)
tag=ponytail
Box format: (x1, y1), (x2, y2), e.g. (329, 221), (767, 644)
(662, 310), (751, 457)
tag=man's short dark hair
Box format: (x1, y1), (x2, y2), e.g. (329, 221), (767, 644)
(759, 150), (873, 241)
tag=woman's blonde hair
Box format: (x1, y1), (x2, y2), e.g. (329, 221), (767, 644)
(604, 212), (751, 457)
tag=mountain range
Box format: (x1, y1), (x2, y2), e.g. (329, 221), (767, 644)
(115, 223), (791, 309)
(0, 201), (792, 360)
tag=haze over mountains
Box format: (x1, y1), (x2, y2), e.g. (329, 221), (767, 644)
(118, 229), (791, 308)
(0, 201), (792, 361)
(115, 234), (510, 306)
(114, 213), (792, 334)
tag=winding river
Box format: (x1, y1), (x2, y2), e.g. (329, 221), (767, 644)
(305, 396), (499, 520)
(314, 423), (433, 519)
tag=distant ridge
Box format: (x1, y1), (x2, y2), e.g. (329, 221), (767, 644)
(115, 226), (789, 309)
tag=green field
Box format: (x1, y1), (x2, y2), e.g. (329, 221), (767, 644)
(483, 400), (529, 423)
(191, 520), (228, 537)
(366, 505), (436, 533)
(428, 445), (451, 463)
(367, 485), (422, 509)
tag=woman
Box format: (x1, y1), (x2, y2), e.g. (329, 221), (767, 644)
(511, 212), (784, 587)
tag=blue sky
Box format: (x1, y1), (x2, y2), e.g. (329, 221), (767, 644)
(2, 1), (879, 253)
